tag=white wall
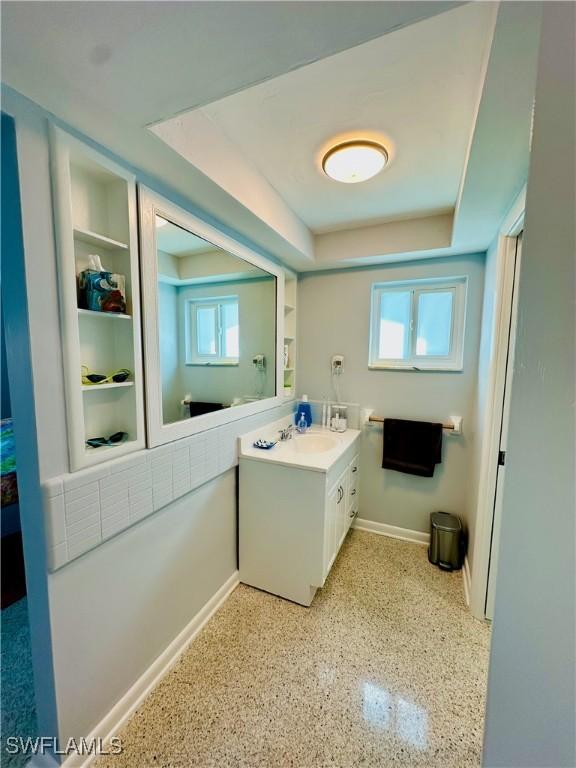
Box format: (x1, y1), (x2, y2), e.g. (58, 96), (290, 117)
(48, 471), (237, 741)
(159, 281), (181, 423)
(297, 254), (485, 535)
(177, 278), (276, 405)
(483, 3), (576, 766)
(1, 87), (291, 749)
(465, 236), (499, 577)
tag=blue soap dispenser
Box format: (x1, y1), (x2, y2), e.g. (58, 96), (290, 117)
(294, 394), (312, 427)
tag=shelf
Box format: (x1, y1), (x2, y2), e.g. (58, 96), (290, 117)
(284, 303), (295, 313)
(74, 227), (128, 251)
(84, 440), (135, 456)
(284, 336), (295, 342)
(284, 367), (295, 372)
(51, 127), (145, 471)
(77, 308), (132, 320)
(82, 381), (134, 392)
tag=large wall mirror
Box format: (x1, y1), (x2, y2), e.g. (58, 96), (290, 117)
(139, 188), (284, 447)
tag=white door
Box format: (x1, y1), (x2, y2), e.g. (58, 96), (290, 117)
(485, 233), (522, 620)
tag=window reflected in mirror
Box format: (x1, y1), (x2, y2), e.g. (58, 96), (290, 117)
(156, 216), (277, 425)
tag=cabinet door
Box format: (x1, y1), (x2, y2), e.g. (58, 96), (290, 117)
(337, 472), (348, 550)
(347, 455), (359, 530)
(323, 483), (339, 581)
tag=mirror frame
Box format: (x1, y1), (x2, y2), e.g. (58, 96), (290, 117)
(139, 186), (285, 448)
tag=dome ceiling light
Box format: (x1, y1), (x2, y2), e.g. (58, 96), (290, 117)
(322, 140), (389, 184)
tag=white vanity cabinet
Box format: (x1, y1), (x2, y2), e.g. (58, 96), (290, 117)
(239, 428), (361, 606)
(324, 453), (359, 581)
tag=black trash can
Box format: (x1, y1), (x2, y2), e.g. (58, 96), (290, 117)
(428, 511), (463, 571)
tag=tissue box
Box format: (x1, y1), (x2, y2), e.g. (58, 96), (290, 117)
(78, 270), (126, 314)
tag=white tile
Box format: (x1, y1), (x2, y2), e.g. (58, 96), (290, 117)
(45, 495), (66, 548)
(100, 497), (130, 520)
(102, 509), (130, 541)
(152, 471), (172, 489)
(189, 471), (205, 491)
(67, 525), (101, 560)
(66, 510), (100, 538)
(129, 472), (153, 492)
(150, 445), (173, 465)
(129, 490), (154, 522)
(189, 434), (206, 458)
(43, 477), (63, 498)
(99, 476), (129, 502)
(64, 481), (99, 504)
(153, 482), (173, 511)
(172, 446), (189, 464)
(173, 472), (192, 498)
(127, 461), (151, 481)
(63, 465), (110, 492)
(109, 452), (148, 475)
(48, 542), (68, 571)
(65, 494), (99, 521)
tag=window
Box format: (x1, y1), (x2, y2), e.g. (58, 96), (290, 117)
(369, 277), (467, 370)
(187, 297), (239, 365)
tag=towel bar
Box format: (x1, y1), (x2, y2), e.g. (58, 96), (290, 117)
(368, 415), (457, 431)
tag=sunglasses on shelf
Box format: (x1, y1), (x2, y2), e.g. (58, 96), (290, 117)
(86, 431), (128, 449)
(81, 365), (131, 385)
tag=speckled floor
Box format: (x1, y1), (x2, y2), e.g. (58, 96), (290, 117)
(95, 531), (490, 768)
(1, 598), (38, 768)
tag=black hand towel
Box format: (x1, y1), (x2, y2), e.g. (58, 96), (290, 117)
(382, 418), (443, 478)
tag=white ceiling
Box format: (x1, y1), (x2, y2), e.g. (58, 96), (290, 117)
(181, 3), (495, 233)
(156, 219), (217, 258)
(1, 1), (541, 271)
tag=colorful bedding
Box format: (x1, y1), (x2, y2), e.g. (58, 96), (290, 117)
(1, 418), (19, 507)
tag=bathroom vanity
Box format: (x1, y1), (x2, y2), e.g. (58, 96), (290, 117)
(239, 420), (361, 606)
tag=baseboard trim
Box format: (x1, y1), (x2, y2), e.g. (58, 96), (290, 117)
(353, 518), (430, 546)
(462, 555), (471, 607)
(61, 571), (240, 768)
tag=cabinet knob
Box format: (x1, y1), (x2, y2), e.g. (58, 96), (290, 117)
(352, 467), (358, 473)
(351, 489), (356, 496)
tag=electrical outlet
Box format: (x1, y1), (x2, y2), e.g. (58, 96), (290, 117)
(331, 355), (344, 374)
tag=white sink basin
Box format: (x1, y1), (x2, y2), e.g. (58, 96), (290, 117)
(292, 435), (337, 454)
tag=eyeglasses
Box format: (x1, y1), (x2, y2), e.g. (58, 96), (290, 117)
(86, 431), (128, 449)
(81, 365), (131, 385)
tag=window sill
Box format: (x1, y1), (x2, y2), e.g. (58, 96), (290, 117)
(368, 363), (463, 372)
(185, 362), (239, 367)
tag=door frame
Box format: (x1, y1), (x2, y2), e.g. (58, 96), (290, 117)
(469, 187), (525, 620)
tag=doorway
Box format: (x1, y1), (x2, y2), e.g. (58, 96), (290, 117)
(485, 233), (522, 620)
(469, 191), (525, 622)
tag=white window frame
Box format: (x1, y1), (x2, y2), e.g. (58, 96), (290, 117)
(368, 276), (467, 371)
(186, 296), (239, 366)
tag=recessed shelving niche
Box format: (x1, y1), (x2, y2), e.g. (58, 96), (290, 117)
(50, 126), (145, 471)
(283, 270), (297, 400)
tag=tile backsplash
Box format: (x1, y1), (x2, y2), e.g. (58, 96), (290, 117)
(43, 404), (293, 571)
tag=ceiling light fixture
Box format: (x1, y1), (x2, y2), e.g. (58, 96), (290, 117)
(322, 140), (388, 184)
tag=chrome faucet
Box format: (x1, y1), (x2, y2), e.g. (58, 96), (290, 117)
(279, 424), (295, 441)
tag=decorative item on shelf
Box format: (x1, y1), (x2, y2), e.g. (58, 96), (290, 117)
(253, 439), (277, 450)
(81, 365), (131, 385)
(284, 344), (289, 368)
(330, 404), (348, 433)
(78, 254), (127, 314)
(85, 431), (128, 449)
